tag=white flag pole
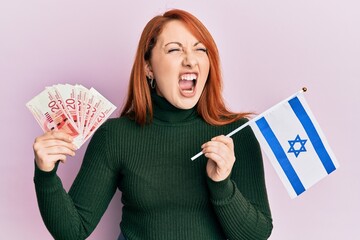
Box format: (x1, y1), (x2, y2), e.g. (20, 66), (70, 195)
(190, 87), (307, 161)
(190, 121), (252, 161)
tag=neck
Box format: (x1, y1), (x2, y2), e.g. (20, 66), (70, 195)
(151, 91), (198, 124)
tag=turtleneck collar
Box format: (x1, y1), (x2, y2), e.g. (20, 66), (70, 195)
(151, 91), (199, 124)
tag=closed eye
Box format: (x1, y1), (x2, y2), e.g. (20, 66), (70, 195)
(196, 48), (207, 53)
(167, 48), (181, 53)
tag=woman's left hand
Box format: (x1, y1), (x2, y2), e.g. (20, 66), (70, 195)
(202, 135), (236, 182)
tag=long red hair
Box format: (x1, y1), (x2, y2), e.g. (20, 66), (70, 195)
(121, 9), (249, 125)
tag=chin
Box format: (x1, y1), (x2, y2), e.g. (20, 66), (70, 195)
(175, 98), (199, 110)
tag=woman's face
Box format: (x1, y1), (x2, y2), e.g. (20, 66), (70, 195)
(146, 20), (210, 109)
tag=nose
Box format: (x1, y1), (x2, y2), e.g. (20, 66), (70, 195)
(182, 51), (197, 68)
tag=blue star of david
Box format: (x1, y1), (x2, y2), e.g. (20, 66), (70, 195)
(287, 135), (307, 158)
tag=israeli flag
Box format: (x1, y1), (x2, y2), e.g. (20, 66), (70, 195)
(250, 90), (339, 198)
(190, 89), (339, 198)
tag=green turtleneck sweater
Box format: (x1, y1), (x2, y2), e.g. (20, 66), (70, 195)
(34, 93), (273, 240)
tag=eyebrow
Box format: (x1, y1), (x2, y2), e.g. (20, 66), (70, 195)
(164, 41), (203, 47)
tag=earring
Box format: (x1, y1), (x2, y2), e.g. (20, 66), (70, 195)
(148, 76), (156, 89)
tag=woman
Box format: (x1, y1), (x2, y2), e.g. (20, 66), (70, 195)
(33, 9), (273, 240)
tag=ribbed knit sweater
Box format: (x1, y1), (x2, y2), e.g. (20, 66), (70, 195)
(34, 93), (273, 240)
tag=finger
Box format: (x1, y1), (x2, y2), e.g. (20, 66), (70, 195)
(34, 131), (77, 154)
(202, 143), (228, 159)
(35, 130), (74, 143)
(204, 152), (227, 168)
(202, 135), (233, 150)
(36, 139), (77, 151)
(202, 139), (236, 166)
(46, 154), (68, 164)
(206, 156), (232, 182)
(37, 145), (76, 157)
(33, 140), (77, 158)
(201, 139), (223, 150)
(211, 135), (234, 150)
(202, 139), (231, 156)
(35, 150), (69, 172)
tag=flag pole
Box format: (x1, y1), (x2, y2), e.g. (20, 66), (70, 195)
(190, 120), (253, 161)
(190, 87), (308, 161)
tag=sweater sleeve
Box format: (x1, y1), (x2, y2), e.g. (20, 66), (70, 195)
(34, 123), (119, 240)
(206, 123), (273, 240)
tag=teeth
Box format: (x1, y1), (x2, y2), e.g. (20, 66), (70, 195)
(180, 73), (197, 81)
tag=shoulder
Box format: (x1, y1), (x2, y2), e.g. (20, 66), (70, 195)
(227, 117), (249, 128)
(85, 116), (140, 155)
(89, 116), (138, 141)
(102, 116), (138, 130)
(221, 117), (250, 135)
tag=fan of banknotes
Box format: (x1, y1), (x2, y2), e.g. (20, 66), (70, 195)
(26, 84), (117, 148)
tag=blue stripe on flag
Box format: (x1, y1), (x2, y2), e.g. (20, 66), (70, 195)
(288, 97), (336, 174)
(256, 117), (306, 196)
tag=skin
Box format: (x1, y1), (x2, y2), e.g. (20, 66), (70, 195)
(145, 20), (236, 182)
(34, 20), (236, 182)
(202, 135), (236, 182)
(145, 20), (209, 110)
(33, 131), (77, 172)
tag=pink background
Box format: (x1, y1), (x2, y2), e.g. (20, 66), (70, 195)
(1, 0), (359, 239)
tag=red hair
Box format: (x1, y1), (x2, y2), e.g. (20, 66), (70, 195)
(121, 9), (249, 125)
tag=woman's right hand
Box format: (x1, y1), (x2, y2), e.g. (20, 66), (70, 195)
(33, 131), (77, 172)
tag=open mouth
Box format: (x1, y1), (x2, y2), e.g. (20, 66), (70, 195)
(178, 73), (197, 94)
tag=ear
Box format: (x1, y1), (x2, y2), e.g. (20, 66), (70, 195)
(144, 61), (153, 78)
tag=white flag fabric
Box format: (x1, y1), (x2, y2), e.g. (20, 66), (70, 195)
(249, 91), (339, 198)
